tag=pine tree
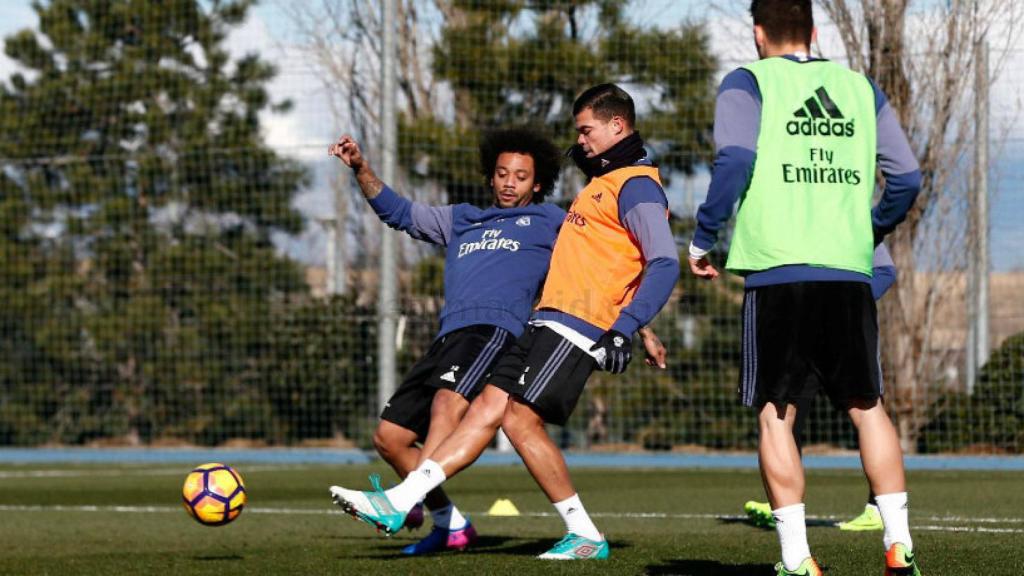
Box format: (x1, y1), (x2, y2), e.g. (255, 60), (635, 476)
(401, 0), (717, 205)
(0, 0), (307, 444)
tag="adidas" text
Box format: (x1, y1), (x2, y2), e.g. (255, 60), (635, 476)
(786, 117), (856, 138)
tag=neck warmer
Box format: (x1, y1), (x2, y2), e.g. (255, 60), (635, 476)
(569, 132), (648, 179)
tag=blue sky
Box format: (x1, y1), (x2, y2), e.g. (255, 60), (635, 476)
(1, 1), (1021, 269)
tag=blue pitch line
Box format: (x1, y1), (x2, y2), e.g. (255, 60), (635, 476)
(1, 448), (1024, 471)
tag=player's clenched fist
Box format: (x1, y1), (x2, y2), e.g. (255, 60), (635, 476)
(328, 135), (365, 171)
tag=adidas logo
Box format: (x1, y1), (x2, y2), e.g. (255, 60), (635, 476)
(786, 86), (856, 137)
(591, 192), (603, 202)
(440, 365), (460, 383)
(518, 366), (529, 386)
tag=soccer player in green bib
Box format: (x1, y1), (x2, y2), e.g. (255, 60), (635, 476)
(688, 1), (923, 575)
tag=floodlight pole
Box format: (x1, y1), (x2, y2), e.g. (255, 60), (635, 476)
(966, 38), (989, 395)
(378, 0), (398, 413)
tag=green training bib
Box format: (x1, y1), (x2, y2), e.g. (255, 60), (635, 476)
(726, 57), (877, 276)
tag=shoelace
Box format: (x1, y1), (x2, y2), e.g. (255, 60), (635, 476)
(365, 473), (398, 517)
(368, 473), (385, 493)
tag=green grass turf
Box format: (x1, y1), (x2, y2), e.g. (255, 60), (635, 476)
(0, 463), (1021, 575)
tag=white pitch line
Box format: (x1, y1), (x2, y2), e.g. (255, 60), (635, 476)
(1, 504), (1023, 534)
(0, 504), (180, 514)
(915, 524), (1024, 534)
(0, 465), (315, 480)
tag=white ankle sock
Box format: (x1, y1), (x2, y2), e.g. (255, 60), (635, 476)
(773, 503), (811, 571)
(875, 492), (912, 551)
(384, 460), (446, 512)
(430, 504), (467, 531)
(553, 494), (602, 542)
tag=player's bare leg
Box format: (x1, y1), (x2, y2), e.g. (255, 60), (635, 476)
(758, 401), (813, 572)
(427, 384), (509, 476)
(331, 384), (590, 547)
(420, 389), (471, 465)
(372, 420), (422, 480)
(502, 397), (607, 559)
(501, 398), (575, 502)
(387, 389), (476, 554)
(848, 397), (916, 571)
(330, 384), (511, 522)
(758, 402), (803, 508)
(412, 389), (471, 514)
(372, 418), (454, 532)
(848, 398), (905, 495)
(340, 390), (492, 540)
(372, 420), (432, 526)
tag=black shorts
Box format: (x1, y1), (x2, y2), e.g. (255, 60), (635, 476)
(740, 282), (882, 411)
(489, 326), (597, 426)
(381, 325), (512, 440)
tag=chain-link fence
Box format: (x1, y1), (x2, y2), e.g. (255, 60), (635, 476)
(0, 0), (1021, 454)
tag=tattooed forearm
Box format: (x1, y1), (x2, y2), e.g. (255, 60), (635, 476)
(354, 165), (385, 200)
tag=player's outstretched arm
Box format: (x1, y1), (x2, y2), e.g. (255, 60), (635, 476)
(329, 134), (453, 246)
(328, 135), (385, 200)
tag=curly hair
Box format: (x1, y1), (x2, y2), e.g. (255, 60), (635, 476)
(479, 127), (562, 203)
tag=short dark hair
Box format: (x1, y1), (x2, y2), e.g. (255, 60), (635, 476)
(572, 83), (636, 128)
(750, 0), (814, 46)
(478, 127), (562, 203)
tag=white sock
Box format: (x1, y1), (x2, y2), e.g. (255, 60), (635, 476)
(875, 492), (912, 551)
(384, 460), (446, 512)
(553, 494), (602, 542)
(773, 503), (811, 571)
(431, 504), (467, 531)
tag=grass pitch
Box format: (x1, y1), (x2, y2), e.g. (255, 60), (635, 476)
(0, 462), (1021, 575)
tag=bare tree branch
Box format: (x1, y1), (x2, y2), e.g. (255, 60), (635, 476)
(817, 0), (1023, 450)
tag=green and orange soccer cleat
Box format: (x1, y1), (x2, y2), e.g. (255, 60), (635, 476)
(774, 557), (822, 576)
(885, 543), (923, 576)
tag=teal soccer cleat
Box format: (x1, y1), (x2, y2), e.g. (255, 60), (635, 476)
(537, 533), (610, 560)
(329, 474), (407, 535)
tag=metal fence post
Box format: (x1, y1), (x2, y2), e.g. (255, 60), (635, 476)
(967, 38), (990, 395)
(378, 0), (398, 413)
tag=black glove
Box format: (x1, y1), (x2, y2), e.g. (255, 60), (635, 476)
(590, 330), (632, 374)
